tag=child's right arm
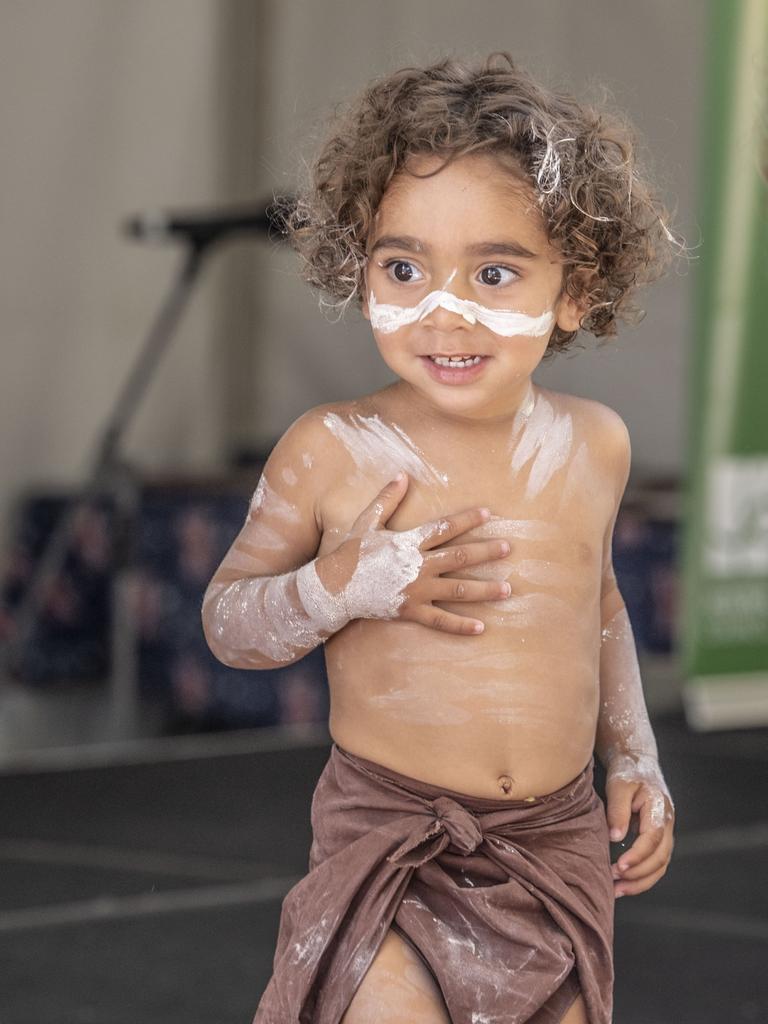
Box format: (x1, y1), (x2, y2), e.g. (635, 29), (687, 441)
(201, 408), (512, 670)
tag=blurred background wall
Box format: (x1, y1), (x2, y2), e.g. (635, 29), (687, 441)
(0, 1), (224, 547)
(0, 0), (702, 551)
(0, 0), (704, 749)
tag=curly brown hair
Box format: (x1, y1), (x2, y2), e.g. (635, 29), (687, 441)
(274, 52), (687, 358)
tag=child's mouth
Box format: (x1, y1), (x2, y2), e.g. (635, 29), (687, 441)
(420, 353), (490, 384)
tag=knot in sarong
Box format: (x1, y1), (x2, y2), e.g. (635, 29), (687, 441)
(386, 795), (484, 869)
(432, 796), (483, 853)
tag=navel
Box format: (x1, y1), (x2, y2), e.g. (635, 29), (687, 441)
(498, 772), (538, 801)
(498, 774), (513, 794)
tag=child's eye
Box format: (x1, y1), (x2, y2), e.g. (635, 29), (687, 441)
(478, 265), (519, 287)
(381, 259), (423, 284)
(380, 260), (518, 287)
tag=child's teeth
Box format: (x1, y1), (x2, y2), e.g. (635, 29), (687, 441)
(430, 355), (483, 368)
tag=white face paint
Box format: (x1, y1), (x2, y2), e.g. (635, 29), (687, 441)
(368, 288), (554, 338)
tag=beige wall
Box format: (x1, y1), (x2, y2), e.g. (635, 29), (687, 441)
(0, 1), (226, 545)
(0, 0), (705, 553)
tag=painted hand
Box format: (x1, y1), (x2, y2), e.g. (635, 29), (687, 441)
(605, 754), (675, 898)
(323, 472), (512, 635)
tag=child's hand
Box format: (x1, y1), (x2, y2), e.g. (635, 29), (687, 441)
(605, 753), (675, 899)
(319, 472), (511, 635)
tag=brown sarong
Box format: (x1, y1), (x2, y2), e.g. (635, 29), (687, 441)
(253, 742), (614, 1024)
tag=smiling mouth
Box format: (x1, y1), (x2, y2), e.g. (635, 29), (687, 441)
(426, 354), (486, 367)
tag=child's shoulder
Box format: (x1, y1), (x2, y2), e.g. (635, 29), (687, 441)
(270, 394), (377, 470)
(280, 394), (370, 441)
(541, 385), (630, 446)
(540, 386), (631, 488)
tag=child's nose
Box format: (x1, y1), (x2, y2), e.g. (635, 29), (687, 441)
(420, 289), (475, 330)
(422, 305), (471, 331)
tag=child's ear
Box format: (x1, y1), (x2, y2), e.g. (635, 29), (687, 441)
(554, 270), (593, 334)
(554, 292), (586, 334)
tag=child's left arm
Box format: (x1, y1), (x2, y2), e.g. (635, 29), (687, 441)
(594, 414), (676, 898)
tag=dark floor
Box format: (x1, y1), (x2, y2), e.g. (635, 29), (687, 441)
(0, 711), (766, 1024)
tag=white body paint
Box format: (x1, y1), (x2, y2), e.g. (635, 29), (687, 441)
(204, 573), (321, 666)
(322, 411), (449, 487)
(508, 393), (574, 499)
(297, 522), (434, 628)
(246, 474), (302, 525)
(367, 682), (473, 725)
(204, 522), (435, 666)
(368, 288), (554, 338)
(466, 515), (560, 542)
(557, 440), (592, 508)
(599, 605), (674, 829)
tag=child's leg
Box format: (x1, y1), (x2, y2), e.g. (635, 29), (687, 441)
(341, 927), (451, 1024)
(559, 989), (589, 1024)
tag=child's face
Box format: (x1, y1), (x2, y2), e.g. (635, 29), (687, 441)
(362, 152), (585, 422)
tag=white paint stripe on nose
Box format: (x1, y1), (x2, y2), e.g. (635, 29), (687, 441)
(369, 288), (554, 338)
(417, 290), (478, 325)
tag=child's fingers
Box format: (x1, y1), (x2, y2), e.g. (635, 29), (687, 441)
(349, 473), (409, 533)
(614, 828), (658, 868)
(605, 777), (638, 843)
(612, 832), (663, 878)
(404, 603), (485, 636)
(428, 577), (511, 603)
(424, 539), (510, 573)
(615, 861), (668, 898)
(613, 819), (666, 877)
(614, 804), (673, 879)
(613, 831), (672, 883)
(420, 507), (492, 550)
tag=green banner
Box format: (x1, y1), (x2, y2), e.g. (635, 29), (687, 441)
(680, 0), (768, 728)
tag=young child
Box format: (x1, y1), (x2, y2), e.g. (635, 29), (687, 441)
(202, 52), (678, 1024)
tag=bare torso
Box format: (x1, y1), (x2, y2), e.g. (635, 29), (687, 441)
(313, 382), (616, 800)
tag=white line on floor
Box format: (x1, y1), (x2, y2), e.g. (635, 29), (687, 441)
(2, 875), (766, 944)
(0, 839), (279, 882)
(658, 738), (768, 761)
(0, 875), (302, 933)
(671, 821), (768, 857)
(0, 723), (331, 774)
(618, 904), (768, 941)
